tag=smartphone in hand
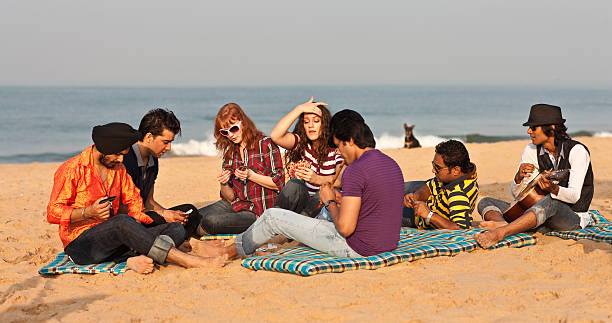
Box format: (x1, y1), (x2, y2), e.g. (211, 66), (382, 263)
(99, 196), (117, 204)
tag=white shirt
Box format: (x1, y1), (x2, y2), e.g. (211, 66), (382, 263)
(510, 142), (592, 228)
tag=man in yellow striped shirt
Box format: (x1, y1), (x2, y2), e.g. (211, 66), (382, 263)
(403, 140), (479, 230)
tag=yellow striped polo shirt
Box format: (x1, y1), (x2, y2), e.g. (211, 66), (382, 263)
(416, 172), (479, 229)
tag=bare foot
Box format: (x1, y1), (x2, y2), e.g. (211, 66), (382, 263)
(183, 254), (228, 269)
(474, 230), (505, 249)
(126, 255), (154, 274)
(478, 220), (508, 230)
(191, 239), (229, 257)
(178, 240), (192, 253)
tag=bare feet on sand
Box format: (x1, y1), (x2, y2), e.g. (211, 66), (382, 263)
(478, 220), (508, 230)
(183, 254), (228, 269)
(190, 239), (228, 257)
(126, 255), (155, 274)
(178, 240), (192, 253)
(474, 230), (505, 249)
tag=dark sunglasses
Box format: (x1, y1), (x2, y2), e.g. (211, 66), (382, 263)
(529, 125), (538, 131)
(219, 121), (242, 137)
(432, 161), (448, 173)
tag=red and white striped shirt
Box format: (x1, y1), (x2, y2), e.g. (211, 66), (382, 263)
(292, 134), (343, 196)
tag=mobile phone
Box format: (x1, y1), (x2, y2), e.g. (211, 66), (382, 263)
(99, 196), (116, 204)
(183, 209), (193, 215)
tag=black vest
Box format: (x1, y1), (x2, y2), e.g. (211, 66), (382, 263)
(536, 139), (594, 212)
(122, 147), (159, 203)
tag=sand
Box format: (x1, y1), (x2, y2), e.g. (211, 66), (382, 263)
(1, 137), (611, 322)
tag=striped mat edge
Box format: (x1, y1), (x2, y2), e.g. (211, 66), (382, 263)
(39, 252), (127, 275)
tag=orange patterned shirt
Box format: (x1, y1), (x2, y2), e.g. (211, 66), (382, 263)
(47, 145), (153, 247)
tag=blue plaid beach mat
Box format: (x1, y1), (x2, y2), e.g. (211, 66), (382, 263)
(241, 228), (536, 276)
(39, 252), (128, 275)
(39, 211), (609, 276)
(544, 210), (612, 243)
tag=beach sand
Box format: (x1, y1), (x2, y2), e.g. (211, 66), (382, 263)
(1, 137), (611, 322)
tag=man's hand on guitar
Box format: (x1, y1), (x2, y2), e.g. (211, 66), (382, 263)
(537, 171), (560, 195)
(516, 163), (535, 183)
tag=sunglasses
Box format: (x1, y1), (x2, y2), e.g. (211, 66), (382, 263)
(432, 161), (449, 173)
(529, 125), (539, 131)
(219, 121), (242, 137)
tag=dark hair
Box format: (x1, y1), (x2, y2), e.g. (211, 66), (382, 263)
(286, 105), (333, 167)
(541, 123), (570, 146)
(214, 103), (265, 161)
(138, 108), (181, 140)
(435, 140), (474, 174)
(329, 109), (376, 149)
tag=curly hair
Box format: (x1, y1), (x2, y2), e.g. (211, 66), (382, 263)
(435, 139), (475, 174)
(285, 105), (333, 168)
(214, 103), (264, 162)
(542, 123), (571, 146)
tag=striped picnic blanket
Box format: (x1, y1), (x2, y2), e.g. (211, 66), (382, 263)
(39, 252), (128, 275)
(241, 227), (536, 276)
(544, 210), (612, 243)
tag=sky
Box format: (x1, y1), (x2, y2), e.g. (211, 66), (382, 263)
(0, 0), (611, 87)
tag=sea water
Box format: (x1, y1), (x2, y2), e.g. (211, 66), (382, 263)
(1, 85), (611, 164)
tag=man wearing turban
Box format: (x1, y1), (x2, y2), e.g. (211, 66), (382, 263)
(47, 122), (224, 273)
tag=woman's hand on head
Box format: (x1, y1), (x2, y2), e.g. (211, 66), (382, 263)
(296, 97), (327, 116)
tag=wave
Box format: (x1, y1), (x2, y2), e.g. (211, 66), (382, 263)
(594, 131), (612, 138)
(2, 130), (607, 164)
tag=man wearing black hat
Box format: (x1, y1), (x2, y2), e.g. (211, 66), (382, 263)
(475, 104), (594, 249)
(47, 122), (224, 274)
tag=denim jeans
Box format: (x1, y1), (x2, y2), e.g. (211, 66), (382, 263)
(234, 207), (362, 258)
(402, 181), (427, 228)
(477, 195), (580, 233)
(145, 203), (203, 240)
(198, 200), (257, 234)
(64, 214), (186, 265)
(273, 178), (322, 217)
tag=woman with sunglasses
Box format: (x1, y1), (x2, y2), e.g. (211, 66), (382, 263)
(270, 97), (344, 217)
(197, 103), (285, 234)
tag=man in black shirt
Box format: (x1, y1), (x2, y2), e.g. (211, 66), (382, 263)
(121, 109), (205, 249)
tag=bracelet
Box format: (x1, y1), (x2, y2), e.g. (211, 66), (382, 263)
(81, 206), (86, 220)
(323, 200), (338, 209)
(425, 210), (434, 225)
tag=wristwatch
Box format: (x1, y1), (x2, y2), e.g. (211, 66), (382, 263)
(323, 200), (338, 209)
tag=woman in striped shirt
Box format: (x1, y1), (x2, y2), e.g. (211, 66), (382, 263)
(270, 97), (344, 217)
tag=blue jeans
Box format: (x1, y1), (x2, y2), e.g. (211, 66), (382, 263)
(477, 195), (580, 233)
(198, 200), (257, 234)
(273, 178), (322, 217)
(402, 181), (427, 228)
(145, 203), (203, 240)
(64, 214), (186, 265)
(234, 207), (362, 258)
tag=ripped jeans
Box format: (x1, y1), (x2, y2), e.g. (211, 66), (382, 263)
(477, 195), (581, 233)
(234, 207), (362, 258)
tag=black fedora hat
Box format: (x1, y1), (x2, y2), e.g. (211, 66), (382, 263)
(522, 104), (566, 127)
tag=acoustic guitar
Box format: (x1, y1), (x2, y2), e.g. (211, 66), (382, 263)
(503, 169), (569, 222)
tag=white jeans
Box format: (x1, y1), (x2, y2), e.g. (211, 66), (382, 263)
(234, 207), (362, 258)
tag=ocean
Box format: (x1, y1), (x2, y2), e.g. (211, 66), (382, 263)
(1, 85), (611, 164)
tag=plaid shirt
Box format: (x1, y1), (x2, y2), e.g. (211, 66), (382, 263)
(222, 136), (285, 216)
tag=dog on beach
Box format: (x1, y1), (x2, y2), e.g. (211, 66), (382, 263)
(404, 124), (421, 148)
